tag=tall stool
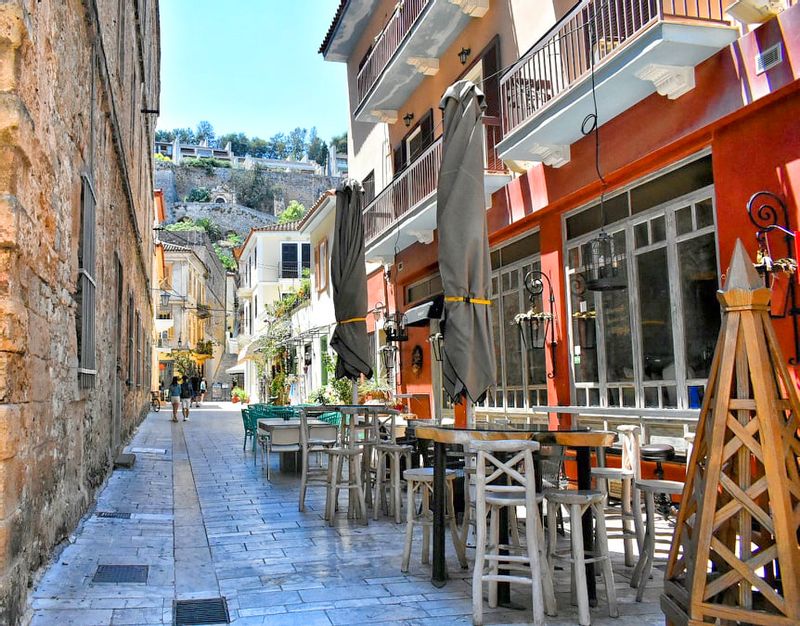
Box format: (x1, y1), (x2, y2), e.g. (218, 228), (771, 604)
(591, 427), (641, 566)
(298, 410), (338, 513)
(544, 489), (618, 626)
(325, 447), (368, 525)
(401, 467), (467, 573)
(622, 425), (683, 601)
(373, 442), (413, 523)
(471, 440), (555, 626)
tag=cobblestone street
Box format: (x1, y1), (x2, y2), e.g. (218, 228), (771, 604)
(29, 404), (667, 625)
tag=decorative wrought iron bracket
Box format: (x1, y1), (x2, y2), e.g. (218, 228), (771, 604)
(522, 270), (558, 379)
(746, 190), (800, 364)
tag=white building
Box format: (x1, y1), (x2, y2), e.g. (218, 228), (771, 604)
(232, 222), (311, 401)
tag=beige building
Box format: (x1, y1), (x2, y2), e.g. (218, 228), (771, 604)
(0, 0), (159, 621)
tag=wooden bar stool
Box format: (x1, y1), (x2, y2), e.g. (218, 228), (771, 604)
(373, 442), (413, 523)
(401, 467), (467, 573)
(471, 440), (556, 626)
(591, 427), (642, 567)
(622, 425), (684, 601)
(544, 489), (618, 626)
(325, 447), (368, 526)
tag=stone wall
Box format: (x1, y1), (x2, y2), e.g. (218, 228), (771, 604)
(169, 202), (276, 237)
(0, 1), (159, 622)
(156, 161), (339, 216)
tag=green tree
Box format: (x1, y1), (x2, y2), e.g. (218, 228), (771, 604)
(278, 200), (306, 223)
(330, 131), (347, 154)
(194, 217), (223, 241)
(230, 165), (275, 211)
(249, 137), (269, 158)
(306, 127), (327, 166)
(287, 127), (307, 161)
(217, 131), (250, 156)
(196, 120), (215, 144)
(155, 129), (175, 142)
(266, 133), (289, 159)
(173, 127), (197, 143)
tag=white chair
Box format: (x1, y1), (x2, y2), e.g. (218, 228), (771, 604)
(298, 410), (338, 513)
(591, 427), (642, 566)
(263, 425), (301, 482)
(401, 467), (466, 573)
(620, 425), (684, 601)
(471, 439), (555, 626)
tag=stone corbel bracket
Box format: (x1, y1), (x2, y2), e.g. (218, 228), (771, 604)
(635, 64), (695, 100)
(407, 57), (439, 76)
(530, 144), (570, 168)
(449, 0), (490, 17)
(371, 110), (398, 124)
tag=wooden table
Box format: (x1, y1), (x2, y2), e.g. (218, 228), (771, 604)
(411, 421), (615, 605)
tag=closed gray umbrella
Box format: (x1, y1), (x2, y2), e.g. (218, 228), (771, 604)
(437, 80), (496, 402)
(330, 179), (373, 381)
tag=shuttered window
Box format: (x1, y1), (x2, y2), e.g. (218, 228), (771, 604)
(77, 175), (97, 388)
(281, 242), (311, 278)
(127, 293), (135, 384)
(135, 311), (142, 386)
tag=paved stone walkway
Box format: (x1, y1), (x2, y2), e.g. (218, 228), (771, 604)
(28, 404), (667, 625)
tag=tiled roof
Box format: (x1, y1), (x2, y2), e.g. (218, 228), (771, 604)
(319, 0), (349, 55)
(233, 220), (304, 260)
(297, 190), (336, 230)
(160, 241), (192, 253)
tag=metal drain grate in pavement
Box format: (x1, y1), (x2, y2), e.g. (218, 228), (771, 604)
(174, 598), (230, 625)
(92, 564), (148, 583)
(96, 511), (131, 519)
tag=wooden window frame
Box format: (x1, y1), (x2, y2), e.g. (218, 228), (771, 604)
(316, 238), (328, 293)
(77, 175), (97, 388)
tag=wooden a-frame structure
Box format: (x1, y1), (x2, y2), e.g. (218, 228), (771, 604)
(661, 240), (800, 625)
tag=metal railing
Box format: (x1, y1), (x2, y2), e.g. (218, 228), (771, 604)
(363, 119), (506, 244)
(500, 0), (730, 135)
(356, 0), (430, 108)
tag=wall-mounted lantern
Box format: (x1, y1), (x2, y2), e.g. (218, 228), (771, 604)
(458, 47), (471, 65)
(516, 270), (557, 378)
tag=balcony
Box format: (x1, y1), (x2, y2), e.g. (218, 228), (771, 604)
(497, 0), (739, 165)
(363, 117), (510, 260)
(355, 0), (486, 123)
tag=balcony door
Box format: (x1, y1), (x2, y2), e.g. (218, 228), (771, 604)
(393, 109), (434, 175)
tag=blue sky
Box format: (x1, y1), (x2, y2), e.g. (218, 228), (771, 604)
(157, 0), (348, 143)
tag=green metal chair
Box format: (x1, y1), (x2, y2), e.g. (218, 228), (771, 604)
(241, 407), (258, 453)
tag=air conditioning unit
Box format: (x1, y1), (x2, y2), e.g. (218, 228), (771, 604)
(725, 0), (784, 24)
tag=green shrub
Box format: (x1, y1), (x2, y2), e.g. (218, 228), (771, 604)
(185, 187), (211, 202)
(182, 157), (231, 173)
(154, 152), (172, 162)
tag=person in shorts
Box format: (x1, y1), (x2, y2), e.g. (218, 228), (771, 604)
(199, 378), (207, 404)
(168, 376), (181, 422)
(180, 376), (193, 421)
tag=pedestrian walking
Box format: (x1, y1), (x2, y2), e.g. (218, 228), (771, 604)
(190, 375), (200, 408)
(199, 378), (207, 404)
(180, 376), (193, 421)
(168, 376), (181, 422)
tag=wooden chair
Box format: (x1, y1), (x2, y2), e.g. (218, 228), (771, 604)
(263, 425), (301, 482)
(298, 409), (338, 513)
(591, 426), (642, 566)
(373, 411), (413, 523)
(544, 487), (618, 626)
(471, 440), (555, 626)
(620, 424), (684, 601)
(401, 467), (466, 574)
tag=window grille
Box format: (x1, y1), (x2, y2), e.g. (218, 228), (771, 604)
(77, 175), (97, 388)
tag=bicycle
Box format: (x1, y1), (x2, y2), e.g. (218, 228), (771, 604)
(150, 391), (161, 412)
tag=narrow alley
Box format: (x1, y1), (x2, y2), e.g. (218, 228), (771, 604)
(28, 404), (666, 625)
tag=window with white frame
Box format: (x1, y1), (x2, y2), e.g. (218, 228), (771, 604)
(564, 155), (719, 411)
(281, 242), (311, 278)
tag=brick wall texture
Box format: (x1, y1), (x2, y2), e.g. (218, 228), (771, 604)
(0, 1), (159, 622)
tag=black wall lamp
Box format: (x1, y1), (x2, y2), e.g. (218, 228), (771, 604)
(428, 332), (444, 362)
(380, 344), (398, 372)
(516, 270), (557, 378)
(458, 47), (471, 65)
(403, 112), (415, 127)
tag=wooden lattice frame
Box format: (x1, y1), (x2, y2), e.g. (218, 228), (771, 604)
(661, 241), (800, 625)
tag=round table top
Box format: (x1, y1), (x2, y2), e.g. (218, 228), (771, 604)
(411, 421), (616, 448)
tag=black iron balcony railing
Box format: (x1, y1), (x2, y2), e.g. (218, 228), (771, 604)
(356, 0), (430, 108)
(500, 0), (732, 135)
(363, 117), (506, 245)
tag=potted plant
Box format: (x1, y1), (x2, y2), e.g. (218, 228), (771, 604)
(231, 386), (246, 404)
(358, 377), (393, 404)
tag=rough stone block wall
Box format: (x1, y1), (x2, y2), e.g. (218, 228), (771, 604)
(0, 1), (159, 622)
(158, 162), (340, 216)
(170, 202), (276, 237)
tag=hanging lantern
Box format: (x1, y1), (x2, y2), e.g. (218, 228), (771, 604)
(159, 292), (171, 308)
(585, 231), (626, 291)
(380, 344), (398, 372)
(516, 313), (549, 350)
(574, 310), (597, 349)
(384, 313), (408, 342)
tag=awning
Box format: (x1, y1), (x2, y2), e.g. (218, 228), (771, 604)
(154, 318), (174, 333)
(226, 364), (245, 374)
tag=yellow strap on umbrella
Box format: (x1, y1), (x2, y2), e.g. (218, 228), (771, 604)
(444, 296), (492, 305)
(339, 317), (367, 324)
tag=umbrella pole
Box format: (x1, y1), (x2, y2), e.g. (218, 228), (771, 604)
(466, 400), (475, 428)
(351, 379), (358, 405)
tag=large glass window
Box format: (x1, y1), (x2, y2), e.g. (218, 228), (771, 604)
(565, 172), (719, 411)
